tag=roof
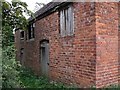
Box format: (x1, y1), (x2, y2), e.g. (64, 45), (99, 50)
(29, 2), (71, 22)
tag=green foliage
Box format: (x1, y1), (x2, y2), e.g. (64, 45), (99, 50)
(2, 0), (32, 88)
(19, 67), (120, 89)
(19, 67), (67, 88)
(103, 85), (120, 89)
(2, 0), (32, 47)
(2, 45), (21, 88)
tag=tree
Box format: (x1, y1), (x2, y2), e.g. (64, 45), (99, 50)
(2, 0), (32, 47)
(2, 0), (32, 88)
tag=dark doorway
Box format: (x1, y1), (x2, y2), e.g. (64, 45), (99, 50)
(40, 40), (49, 77)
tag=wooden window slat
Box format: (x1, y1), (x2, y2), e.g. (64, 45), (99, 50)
(60, 5), (74, 37)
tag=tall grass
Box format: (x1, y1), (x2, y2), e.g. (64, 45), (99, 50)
(19, 67), (67, 88)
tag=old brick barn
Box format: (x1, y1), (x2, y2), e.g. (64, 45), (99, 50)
(15, 2), (120, 88)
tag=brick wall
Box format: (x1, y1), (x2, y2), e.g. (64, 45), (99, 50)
(15, 2), (120, 88)
(118, 2), (120, 84)
(96, 2), (119, 87)
(72, 2), (96, 87)
(15, 30), (25, 64)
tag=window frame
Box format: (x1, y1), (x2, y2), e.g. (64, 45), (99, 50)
(59, 4), (74, 37)
(27, 22), (35, 40)
(20, 30), (24, 40)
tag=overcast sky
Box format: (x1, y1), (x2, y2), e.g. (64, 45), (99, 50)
(6, 0), (52, 11)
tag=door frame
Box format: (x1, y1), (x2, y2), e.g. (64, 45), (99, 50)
(40, 40), (49, 77)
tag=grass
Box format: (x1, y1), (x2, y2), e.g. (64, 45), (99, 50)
(105, 85), (120, 89)
(19, 67), (68, 89)
(19, 67), (120, 89)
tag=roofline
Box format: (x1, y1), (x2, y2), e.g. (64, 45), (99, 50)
(28, 2), (72, 22)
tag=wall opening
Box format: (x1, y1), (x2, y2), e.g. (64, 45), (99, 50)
(40, 40), (49, 77)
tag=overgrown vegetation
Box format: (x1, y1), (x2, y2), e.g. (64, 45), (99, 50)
(1, 0), (68, 88)
(2, 0), (32, 47)
(2, 45), (21, 88)
(19, 67), (68, 88)
(2, 0), (32, 88)
(19, 68), (120, 89)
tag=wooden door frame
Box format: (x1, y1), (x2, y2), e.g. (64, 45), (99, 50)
(40, 40), (49, 77)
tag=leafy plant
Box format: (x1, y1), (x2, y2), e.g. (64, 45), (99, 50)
(2, 0), (32, 88)
(2, 0), (32, 48)
(19, 67), (67, 88)
(2, 45), (21, 88)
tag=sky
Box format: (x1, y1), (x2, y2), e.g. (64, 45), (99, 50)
(6, 0), (52, 11)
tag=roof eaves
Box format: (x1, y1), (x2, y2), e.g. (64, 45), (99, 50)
(28, 2), (71, 22)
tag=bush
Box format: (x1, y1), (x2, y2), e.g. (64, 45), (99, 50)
(19, 67), (67, 88)
(2, 45), (21, 88)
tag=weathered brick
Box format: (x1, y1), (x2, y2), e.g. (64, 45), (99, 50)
(15, 2), (120, 88)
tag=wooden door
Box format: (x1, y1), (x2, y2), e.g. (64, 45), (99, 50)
(40, 41), (49, 77)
